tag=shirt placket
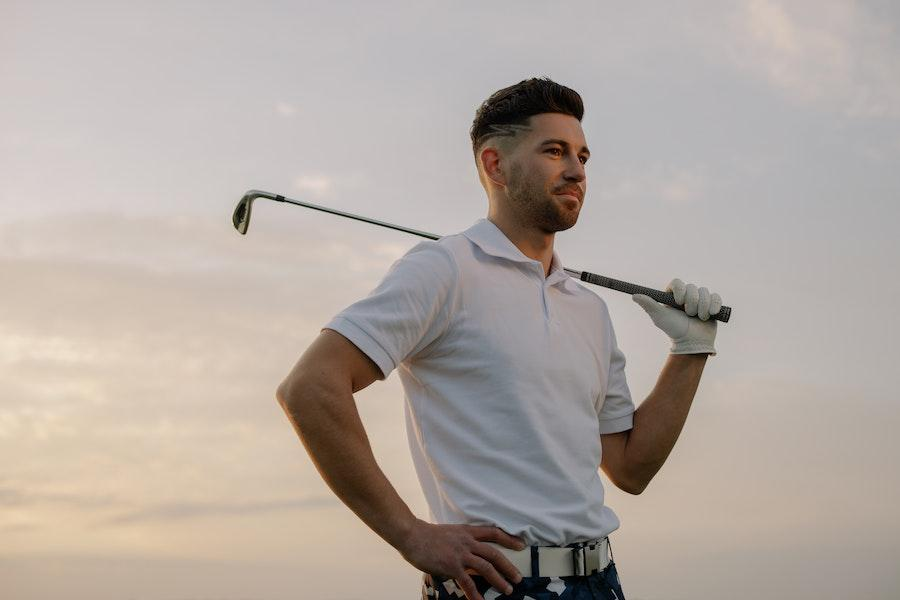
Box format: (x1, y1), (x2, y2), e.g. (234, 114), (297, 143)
(532, 264), (554, 321)
(541, 280), (551, 320)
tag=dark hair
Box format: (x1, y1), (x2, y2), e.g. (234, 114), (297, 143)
(470, 76), (584, 159)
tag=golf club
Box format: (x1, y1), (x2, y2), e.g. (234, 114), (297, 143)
(232, 189), (733, 323)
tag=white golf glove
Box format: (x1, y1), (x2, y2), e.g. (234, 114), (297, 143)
(632, 278), (722, 355)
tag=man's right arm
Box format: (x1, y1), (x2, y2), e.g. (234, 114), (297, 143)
(275, 328), (418, 552)
(275, 328), (526, 599)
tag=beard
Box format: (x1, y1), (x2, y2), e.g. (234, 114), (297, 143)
(505, 161), (580, 233)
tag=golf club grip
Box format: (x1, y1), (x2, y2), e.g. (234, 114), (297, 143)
(579, 271), (732, 323)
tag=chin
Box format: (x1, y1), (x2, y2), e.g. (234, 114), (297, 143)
(541, 215), (578, 233)
(556, 219), (578, 232)
(556, 207), (581, 230)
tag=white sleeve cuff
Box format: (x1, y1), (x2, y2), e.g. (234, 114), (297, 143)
(598, 412), (634, 434)
(322, 317), (396, 379)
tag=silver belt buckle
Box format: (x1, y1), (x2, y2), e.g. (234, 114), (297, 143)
(572, 541), (602, 576)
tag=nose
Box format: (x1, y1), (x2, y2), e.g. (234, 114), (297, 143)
(563, 155), (586, 183)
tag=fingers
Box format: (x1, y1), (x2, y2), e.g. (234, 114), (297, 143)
(669, 278), (722, 320)
(472, 525), (526, 550)
(668, 278), (686, 304)
(473, 542), (523, 586)
(412, 523), (524, 600)
(455, 572), (484, 600)
(632, 293), (660, 315)
(684, 283), (699, 316)
(466, 553), (516, 596)
(709, 292), (722, 317)
(698, 286), (710, 320)
(467, 526), (525, 594)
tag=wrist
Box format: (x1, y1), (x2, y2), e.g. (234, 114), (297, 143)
(671, 340), (716, 355)
(392, 514), (424, 556)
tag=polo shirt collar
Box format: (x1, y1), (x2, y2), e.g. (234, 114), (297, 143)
(462, 218), (578, 293)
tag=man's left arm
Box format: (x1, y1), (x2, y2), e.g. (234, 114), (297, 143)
(601, 354), (706, 495)
(600, 278), (722, 495)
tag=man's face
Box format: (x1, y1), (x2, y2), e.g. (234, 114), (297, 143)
(503, 112), (589, 233)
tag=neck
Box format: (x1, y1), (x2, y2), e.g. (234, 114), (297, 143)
(487, 211), (555, 277)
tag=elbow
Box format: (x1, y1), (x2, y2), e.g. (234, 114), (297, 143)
(276, 379), (312, 431)
(276, 365), (315, 406)
(603, 462), (649, 495)
(276, 378), (304, 410)
(621, 479), (648, 495)
(276, 373), (330, 413)
(605, 472), (645, 496)
(617, 470), (650, 495)
(275, 380), (291, 405)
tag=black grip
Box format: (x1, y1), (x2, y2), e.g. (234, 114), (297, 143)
(580, 271), (732, 323)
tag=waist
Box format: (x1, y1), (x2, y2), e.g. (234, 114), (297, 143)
(469, 536), (611, 578)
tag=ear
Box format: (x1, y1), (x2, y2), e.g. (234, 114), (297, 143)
(480, 146), (506, 187)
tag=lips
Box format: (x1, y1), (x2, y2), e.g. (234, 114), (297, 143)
(555, 189), (582, 201)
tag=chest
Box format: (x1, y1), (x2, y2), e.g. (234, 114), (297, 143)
(441, 263), (610, 402)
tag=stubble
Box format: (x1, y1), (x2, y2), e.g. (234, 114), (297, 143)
(506, 160), (579, 234)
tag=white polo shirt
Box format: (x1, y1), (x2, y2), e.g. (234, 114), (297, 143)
(323, 218), (635, 546)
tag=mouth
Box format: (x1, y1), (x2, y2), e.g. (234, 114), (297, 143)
(555, 192), (581, 202)
(554, 187), (583, 200)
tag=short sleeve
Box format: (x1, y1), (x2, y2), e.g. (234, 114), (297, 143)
(597, 309), (635, 434)
(321, 241), (459, 380)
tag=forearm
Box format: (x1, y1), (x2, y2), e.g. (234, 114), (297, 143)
(624, 353), (707, 491)
(277, 379), (418, 552)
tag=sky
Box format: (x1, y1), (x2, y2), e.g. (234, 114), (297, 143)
(2, 1), (899, 599)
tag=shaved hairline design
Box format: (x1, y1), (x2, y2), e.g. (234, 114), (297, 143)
(474, 122), (534, 151)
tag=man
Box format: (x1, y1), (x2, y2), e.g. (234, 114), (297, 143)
(276, 77), (723, 600)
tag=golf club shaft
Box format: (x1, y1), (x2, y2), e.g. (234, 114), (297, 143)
(273, 194), (440, 241)
(234, 190), (732, 323)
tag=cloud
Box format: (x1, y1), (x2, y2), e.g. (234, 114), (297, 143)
(92, 495), (340, 527)
(597, 164), (710, 206)
(275, 101), (297, 117)
(0, 485), (120, 509)
(0, 210), (411, 540)
(0, 212), (411, 430)
(292, 174), (333, 196)
(0, 522), (39, 532)
(288, 170), (372, 199)
(726, 0), (900, 118)
(0, 333), (111, 365)
(0, 404), (79, 441)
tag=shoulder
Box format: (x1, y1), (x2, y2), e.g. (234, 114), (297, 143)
(568, 279), (613, 319)
(393, 237), (452, 264)
(386, 238), (460, 287)
(405, 233), (472, 274)
(434, 232), (471, 260)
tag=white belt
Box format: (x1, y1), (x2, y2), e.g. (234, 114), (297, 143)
(483, 537), (610, 578)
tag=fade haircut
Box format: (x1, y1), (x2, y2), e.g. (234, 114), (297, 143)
(470, 76), (584, 171)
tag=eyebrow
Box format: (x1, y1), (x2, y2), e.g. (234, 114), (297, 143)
(539, 138), (590, 157)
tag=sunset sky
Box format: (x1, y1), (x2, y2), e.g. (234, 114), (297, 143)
(2, 1), (899, 599)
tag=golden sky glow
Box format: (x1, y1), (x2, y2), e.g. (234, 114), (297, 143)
(2, 1), (899, 598)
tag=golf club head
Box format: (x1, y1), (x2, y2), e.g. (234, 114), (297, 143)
(233, 190), (277, 235)
(232, 194), (254, 235)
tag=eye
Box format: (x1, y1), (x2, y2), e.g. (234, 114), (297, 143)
(547, 148), (588, 164)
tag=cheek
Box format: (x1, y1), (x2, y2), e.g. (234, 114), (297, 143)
(529, 167), (552, 189)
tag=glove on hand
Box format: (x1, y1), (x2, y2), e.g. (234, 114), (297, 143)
(632, 278), (722, 355)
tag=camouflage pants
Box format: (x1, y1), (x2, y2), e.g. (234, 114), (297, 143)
(421, 560), (626, 599)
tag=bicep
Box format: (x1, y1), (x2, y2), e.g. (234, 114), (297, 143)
(277, 328), (383, 401)
(321, 242), (458, 380)
(599, 430), (630, 490)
